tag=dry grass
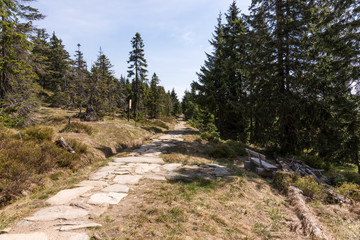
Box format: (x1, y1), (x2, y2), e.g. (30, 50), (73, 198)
(89, 176), (302, 240)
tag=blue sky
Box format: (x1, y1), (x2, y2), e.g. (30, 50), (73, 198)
(32, 0), (252, 99)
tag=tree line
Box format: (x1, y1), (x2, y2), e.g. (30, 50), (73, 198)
(183, 0), (360, 172)
(0, 0), (181, 125)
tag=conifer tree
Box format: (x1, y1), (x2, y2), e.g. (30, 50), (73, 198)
(127, 32), (148, 121)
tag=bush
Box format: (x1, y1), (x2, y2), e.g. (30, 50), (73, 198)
(341, 171), (360, 185)
(21, 126), (53, 142)
(226, 140), (246, 156)
(0, 129), (83, 206)
(66, 138), (88, 153)
(61, 122), (93, 135)
(200, 131), (220, 143)
(152, 120), (169, 130)
(336, 182), (360, 202)
(274, 171), (294, 192)
(210, 143), (236, 158)
(298, 154), (331, 171)
(294, 175), (325, 200)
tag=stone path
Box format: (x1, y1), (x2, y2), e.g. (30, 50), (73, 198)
(0, 120), (231, 240)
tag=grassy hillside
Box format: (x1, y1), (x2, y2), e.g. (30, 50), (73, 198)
(0, 107), (173, 228)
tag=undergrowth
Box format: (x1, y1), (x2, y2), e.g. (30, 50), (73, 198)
(60, 122), (93, 135)
(0, 125), (85, 207)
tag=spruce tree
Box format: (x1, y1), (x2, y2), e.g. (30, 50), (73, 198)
(127, 32), (148, 121)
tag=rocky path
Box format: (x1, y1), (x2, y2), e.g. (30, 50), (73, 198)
(0, 120), (230, 240)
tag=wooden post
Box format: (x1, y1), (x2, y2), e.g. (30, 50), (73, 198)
(128, 99), (132, 122)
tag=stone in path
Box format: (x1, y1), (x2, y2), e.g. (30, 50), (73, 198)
(134, 164), (160, 174)
(25, 206), (89, 222)
(0, 232), (48, 240)
(114, 157), (164, 164)
(54, 232), (89, 240)
(113, 175), (142, 184)
(101, 184), (129, 193)
(57, 222), (102, 231)
(45, 186), (93, 205)
(88, 192), (128, 205)
(162, 163), (183, 172)
(76, 180), (108, 188)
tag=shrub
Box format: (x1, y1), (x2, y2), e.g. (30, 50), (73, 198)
(21, 126), (53, 142)
(298, 154), (331, 171)
(293, 175), (325, 200)
(226, 140), (246, 156)
(200, 131), (220, 143)
(274, 171), (294, 192)
(61, 122), (93, 135)
(341, 171), (360, 185)
(152, 120), (169, 130)
(210, 143), (236, 158)
(66, 138), (88, 153)
(336, 182), (360, 202)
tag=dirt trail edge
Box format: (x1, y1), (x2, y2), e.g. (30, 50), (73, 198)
(0, 120), (230, 240)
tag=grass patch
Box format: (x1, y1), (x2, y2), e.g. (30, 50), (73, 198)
(60, 122), (93, 135)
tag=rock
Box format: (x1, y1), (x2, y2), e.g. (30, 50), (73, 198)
(112, 171), (130, 175)
(113, 175), (142, 184)
(0, 232), (48, 240)
(89, 171), (110, 180)
(101, 184), (129, 193)
(114, 157), (164, 164)
(134, 164), (160, 174)
(45, 186), (93, 205)
(214, 167), (230, 177)
(25, 206), (89, 221)
(162, 163), (182, 171)
(0, 228), (11, 234)
(76, 181), (109, 188)
(54, 232), (89, 240)
(57, 223), (102, 231)
(144, 175), (167, 181)
(88, 192), (128, 205)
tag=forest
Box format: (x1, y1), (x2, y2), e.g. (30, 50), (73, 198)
(0, 0), (181, 126)
(183, 0), (360, 174)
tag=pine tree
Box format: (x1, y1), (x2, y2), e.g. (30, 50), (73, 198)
(127, 32), (148, 121)
(0, 0), (43, 99)
(84, 48), (116, 121)
(71, 44), (89, 113)
(149, 73), (160, 118)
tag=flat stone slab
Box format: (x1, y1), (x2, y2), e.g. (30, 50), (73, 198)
(25, 206), (89, 221)
(58, 222), (102, 231)
(144, 175), (167, 181)
(45, 186), (93, 205)
(101, 184), (129, 193)
(113, 175), (142, 184)
(0, 232), (48, 240)
(88, 192), (128, 205)
(89, 171), (110, 180)
(76, 180), (108, 188)
(54, 232), (89, 240)
(162, 163), (182, 171)
(114, 157), (164, 164)
(134, 164), (160, 174)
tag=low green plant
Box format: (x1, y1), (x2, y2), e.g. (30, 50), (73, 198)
(336, 182), (360, 202)
(273, 171), (294, 192)
(66, 138), (88, 153)
(21, 126), (54, 142)
(293, 175), (325, 200)
(61, 122), (93, 135)
(210, 143), (236, 158)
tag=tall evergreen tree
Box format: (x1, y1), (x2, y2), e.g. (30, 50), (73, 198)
(127, 32), (148, 121)
(0, 0), (43, 100)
